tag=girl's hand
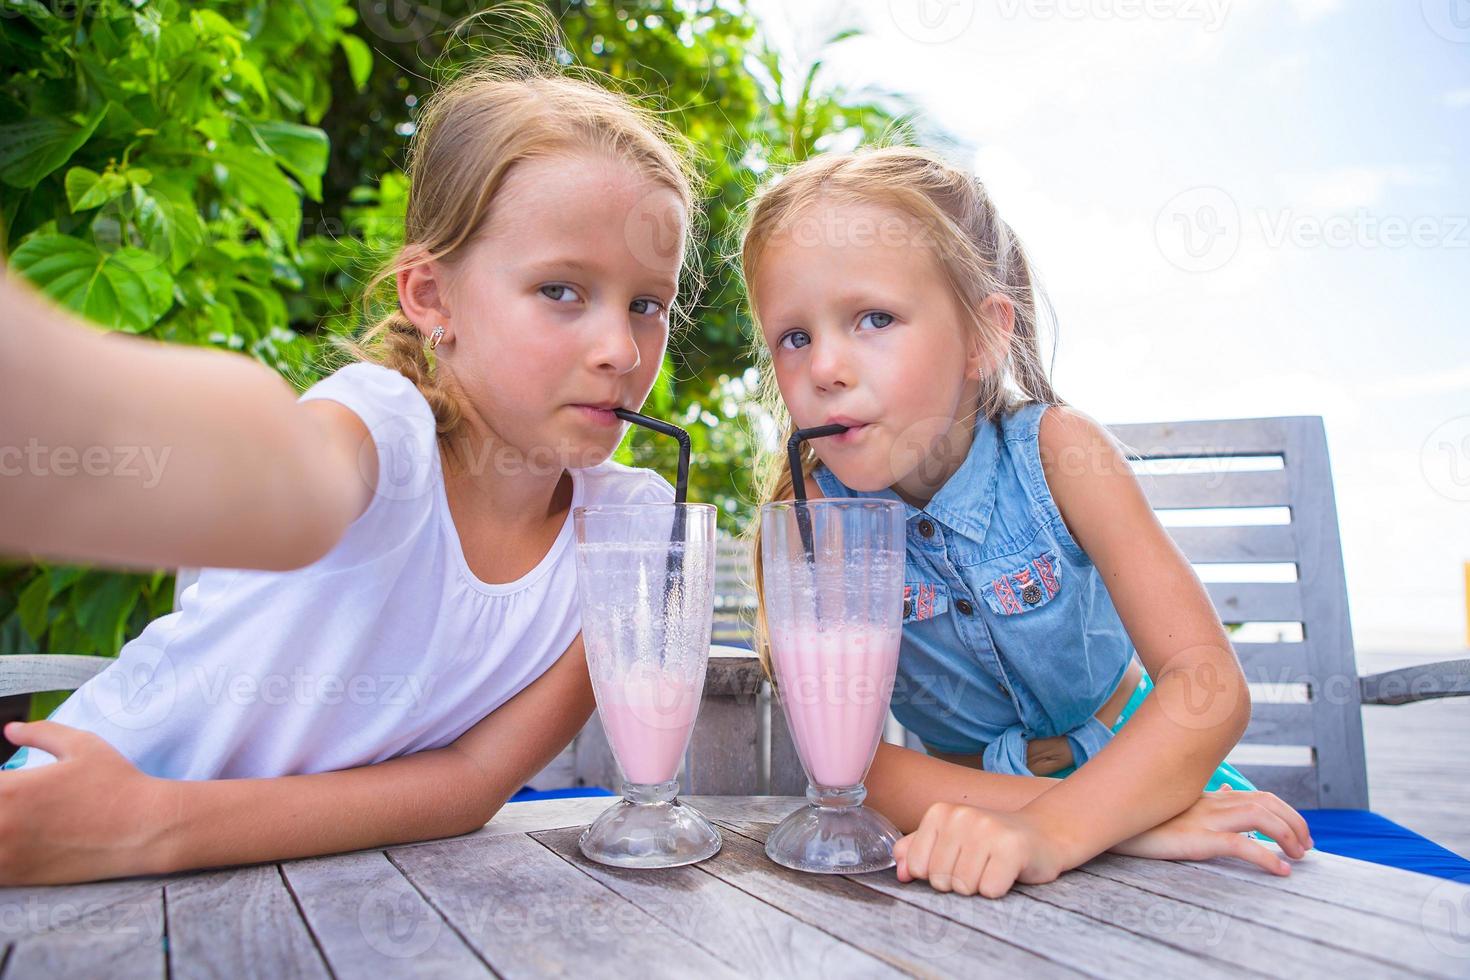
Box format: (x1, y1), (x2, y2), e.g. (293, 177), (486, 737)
(893, 802), (1067, 898)
(1107, 784), (1314, 874)
(0, 721), (176, 885)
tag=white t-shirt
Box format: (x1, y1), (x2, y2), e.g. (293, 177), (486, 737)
(6, 362), (674, 778)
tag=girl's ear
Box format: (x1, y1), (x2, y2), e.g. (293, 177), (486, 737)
(397, 250), (454, 343)
(967, 293), (1016, 380)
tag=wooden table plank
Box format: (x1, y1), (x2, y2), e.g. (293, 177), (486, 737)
(692, 818), (1084, 977)
(387, 833), (743, 978)
(164, 864), (329, 980)
(1, 880), (163, 980)
(533, 826), (903, 977)
(1080, 852), (1470, 977)
(716, 816), (1258, 980)
(281, 850), (491, 977)
(1181, 843), (1470, 938)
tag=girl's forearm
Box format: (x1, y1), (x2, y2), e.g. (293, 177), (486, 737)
(149, 747), (509, 874)
(866, 741), (1061, 832)
(1019, 665), (1250, 868)
(1, 271), (362, 571)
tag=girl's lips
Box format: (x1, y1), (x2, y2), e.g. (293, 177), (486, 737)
(828, 423), (871, 445)
(572, 405), (622, 427)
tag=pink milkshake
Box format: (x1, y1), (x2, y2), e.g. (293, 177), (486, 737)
(769, 625), (901, 788)
(594, 665), (703, 785)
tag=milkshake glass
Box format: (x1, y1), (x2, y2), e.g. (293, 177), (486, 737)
(760, 498), (905, 873)
(574, 502), (722, 868)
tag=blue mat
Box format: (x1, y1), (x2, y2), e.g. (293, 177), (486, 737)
(1300, 809), (1470, 882)
(508, 785), (615, 803)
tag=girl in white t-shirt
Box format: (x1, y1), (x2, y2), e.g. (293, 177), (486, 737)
(0, 62), (694, 884)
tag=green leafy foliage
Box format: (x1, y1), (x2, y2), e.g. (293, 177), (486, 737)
(0, 0), (911, 718)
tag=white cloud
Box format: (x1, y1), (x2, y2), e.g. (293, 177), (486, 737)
(1272, 165), (1445, 210)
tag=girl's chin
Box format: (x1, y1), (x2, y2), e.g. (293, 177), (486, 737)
(818, 457), (899, 495)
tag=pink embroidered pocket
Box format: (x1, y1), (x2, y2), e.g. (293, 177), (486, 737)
(902, 581), (950, 622)
(980, 549), (1063, 615)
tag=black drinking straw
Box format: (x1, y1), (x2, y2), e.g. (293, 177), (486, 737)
(787, 423), (849, 562)
(615, 409), (692, 588)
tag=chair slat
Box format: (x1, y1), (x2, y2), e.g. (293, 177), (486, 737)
(1231, 764), (1320, 808)
(1168, 524), (1298, 563)
(1234, 642), (1312, 681)
(1110, 416), (1294, 457)
(1206, 582), (1304, 622)
(1242, 702), (1316, 745)
(0, 654), (112, 698)
(1136, 469), (1290, 509)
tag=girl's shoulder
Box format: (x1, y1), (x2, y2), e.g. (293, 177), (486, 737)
(299, 361), (435, 434)
(299, 361), (439, 533)
(575, 458), (677, 506)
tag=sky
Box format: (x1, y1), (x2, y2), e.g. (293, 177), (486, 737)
(745, 0), (1470, 654)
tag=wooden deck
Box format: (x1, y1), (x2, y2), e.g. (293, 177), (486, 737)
(1359, 649), (1470, 859)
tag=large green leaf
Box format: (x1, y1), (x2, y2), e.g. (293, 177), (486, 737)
(64, 166), (129, 212)
(17, 574), (50, 643)
(132, 179), (206, 273)
(10, 235), (175, 333)
(247, 120), (329, 201)
(211, 144), (301, 240)
(0, 105), (108, 189)
(71, 573), (141, 653)
(339, 34), (372, 91)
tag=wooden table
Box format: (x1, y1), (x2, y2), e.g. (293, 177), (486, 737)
(3, 796), (1468, 978)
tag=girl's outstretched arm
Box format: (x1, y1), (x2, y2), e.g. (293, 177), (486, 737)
(0, 634), (596, 885)
(0, 269), (372, 571)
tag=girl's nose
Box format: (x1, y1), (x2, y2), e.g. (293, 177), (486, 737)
(592, 317), (642, 374)
(808, 339), (851, 391)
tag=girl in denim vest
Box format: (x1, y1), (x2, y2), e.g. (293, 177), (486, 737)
(745, 146), (1312, 898)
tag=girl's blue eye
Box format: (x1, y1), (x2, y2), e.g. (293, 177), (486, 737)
(859, 311), (895, 330)
(779, 330), (811, 351)
(540, 284), (578, 303)
(630, 298), (666, 317)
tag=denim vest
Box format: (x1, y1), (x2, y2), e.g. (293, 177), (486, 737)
(810, 401), (1135, 776)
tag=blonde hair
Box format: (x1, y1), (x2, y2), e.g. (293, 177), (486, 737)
(343, 53), (696, 464)
(741, 146), (1064, 681)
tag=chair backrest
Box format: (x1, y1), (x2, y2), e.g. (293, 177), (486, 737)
(1112, 415), (1367, 809)
(712, 536), (756, 648)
